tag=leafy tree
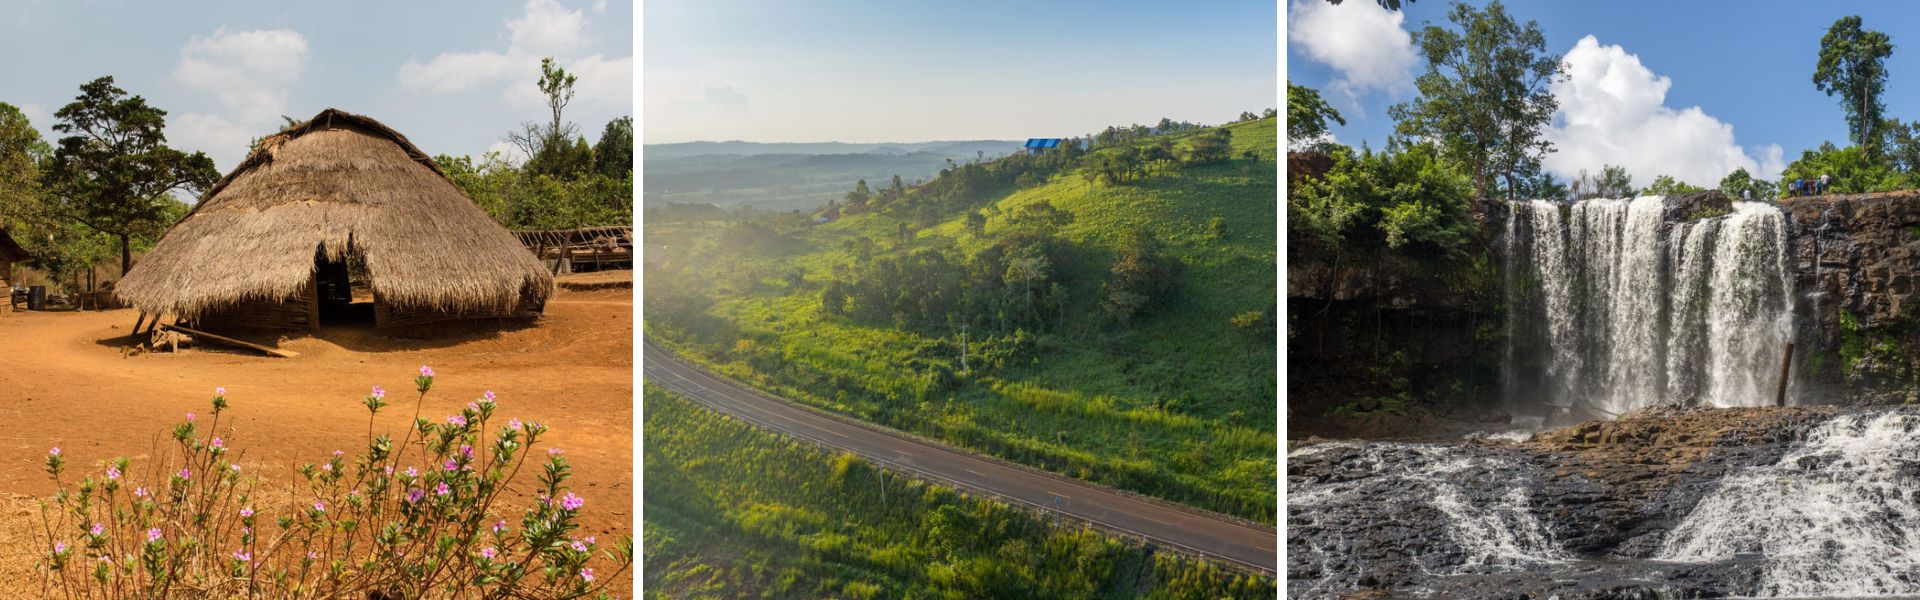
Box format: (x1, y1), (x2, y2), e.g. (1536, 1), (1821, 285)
(1642, 174), (1706, 196)
(1102, 229), (1182, 325)
(1290, 142), (1475, 260)
(1569, 165), (1635, 199)
(505, 57), (582, 167)
(526, 134), (593, 178)
(1390, 0), (1561, 198)
(42, 76), (218, 275)
(1505, 171), (1566, 200)
(1778, 141), (1912, 196)
(1288, 81), (1345, 150)
(1814, 16), (1895, 153)
(965, 211), (987, 236)
(1184, 128), (1234, 164)
(1718, 167), (1779, 201)
(1882, 118), (1920, 172)
(845, 179), (872, 207)
(0, 102), (49, 225)
(592, 116), (632, 179)
(1329, 0), (1413, 9)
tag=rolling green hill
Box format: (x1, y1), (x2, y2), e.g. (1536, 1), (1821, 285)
(645, 117), (1277, 523)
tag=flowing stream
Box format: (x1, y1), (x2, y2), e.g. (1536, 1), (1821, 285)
(1505, 197), (1795, 420)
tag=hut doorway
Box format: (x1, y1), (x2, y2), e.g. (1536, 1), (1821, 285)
(315, 247), (375, 327)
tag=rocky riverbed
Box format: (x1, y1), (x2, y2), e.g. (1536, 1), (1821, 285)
(1283, 404), (1920, 599)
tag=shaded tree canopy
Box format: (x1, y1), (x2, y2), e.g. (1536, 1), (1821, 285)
(1814, 16), (1894, 153)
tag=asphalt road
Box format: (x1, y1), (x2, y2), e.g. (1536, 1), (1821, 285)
(643, 340), (1277, 574)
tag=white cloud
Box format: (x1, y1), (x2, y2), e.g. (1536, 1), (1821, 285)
(486, 140), (529, 164)
(168, 27), (309, 170)
(591, 0), (607, 14)
(1287, 0), (1416, 98)
(400, 0), (629, 112)
(1544, 35), (1783, 188)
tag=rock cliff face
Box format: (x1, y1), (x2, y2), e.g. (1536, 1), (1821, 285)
(1783, 191), (1920, 397)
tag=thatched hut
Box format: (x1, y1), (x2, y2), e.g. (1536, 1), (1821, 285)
(117, 109), (553, 333)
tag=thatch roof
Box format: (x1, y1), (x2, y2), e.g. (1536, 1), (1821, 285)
(116, 109), (553, 319)
(0, 228), (29, 263)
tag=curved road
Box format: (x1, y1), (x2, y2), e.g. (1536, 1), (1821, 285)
(643, 340), (1277, 575)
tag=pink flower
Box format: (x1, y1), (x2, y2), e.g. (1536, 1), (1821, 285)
(332, 449), (345, 457)
(580, 567), (594, 582)
(443, 459), (459, 472)
(435, 482), (451, 496)
(177, 468), (191, 480)
(146, 528), (162, 543)
(405, 488), (425, 504)
(570, 539), (588, 552)
(383, 466), (394, 476)
(447, 415), (467, 426)
(460, 444), (474, 459)
(215, 386), (226, 396)
(508, 417), (522, 430)
(133, 487), (148, 499)
(232, 548), (251, 562)
(492, 520), (507, 534)
(312, 501), (326, 513)
(404, 467), (418, 478)
(230, 464), (241, 473)
(484, 390), (496, 402)
(53, 540), (66, 553)
(548, 448), (564, 456)
(559, 491), (584, 511)
(185, 412), (195, 422)
(371, 385), (385, 399)
(321, 463), (333, 473)
(47, 447), (59, 457)
(239, 507), (254, 518)
(420, 365), (434, 377)
(467, 402), (479, 412)
(105, 466), (120, 480)
(211, 437), (224, 449)
(89, 522), (103, 536)
(480, 546), (498, 559)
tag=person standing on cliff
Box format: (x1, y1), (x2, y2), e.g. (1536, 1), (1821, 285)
(1821, 173), (1832, 195)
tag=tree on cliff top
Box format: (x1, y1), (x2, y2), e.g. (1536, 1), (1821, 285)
(1288, 81), (1345, 151)
(1391, 0), (1562, 200)
(1643, 175), (1705, 196)
(1815, 17), (1894, 155)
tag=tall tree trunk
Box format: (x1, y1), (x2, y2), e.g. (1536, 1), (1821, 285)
(120, 233), (132, 276)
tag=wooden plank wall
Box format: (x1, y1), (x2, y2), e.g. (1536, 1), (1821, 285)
(195, 288), (316, 333)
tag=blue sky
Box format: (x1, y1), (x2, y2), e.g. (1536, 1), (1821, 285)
(1287, 0), (1920, 187)
(645, 0), (1278, 144)
(1, 0), (632, 172)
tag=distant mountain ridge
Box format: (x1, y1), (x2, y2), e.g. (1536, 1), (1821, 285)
(644, 139), (1024, 161)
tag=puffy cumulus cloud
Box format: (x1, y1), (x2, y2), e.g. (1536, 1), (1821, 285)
(1543, 35), (1784, 188)
(169, 27), (309, 170)
(1287, 0), (1416, 98)
(400, 0), (629, 109)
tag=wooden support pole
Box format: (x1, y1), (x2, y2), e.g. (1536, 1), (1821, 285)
(131, 311), (148, 339)
(1776, 339), (1795, 407)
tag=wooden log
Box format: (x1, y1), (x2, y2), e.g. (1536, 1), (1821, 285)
(1775, 340), (1795, 407)
(161, 324), (299, 358)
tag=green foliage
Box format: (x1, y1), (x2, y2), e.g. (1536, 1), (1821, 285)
(42, 76), (219, 274)
(1182, 128), (1234, 164)
(1777, 142), (1913, 197)
(1642, 174), (1706, 196)
(643, 386), (1273, 599)
(1287, 81), (1345, 150)
(1289, 142), (1476, 260)
(1390, 0), (1560, 197)
(1569, 164), (1636, 199)
(592, 116), (633, 179)
(527, 134), (595, 179)
(1814, 16), (1895, 152)
(1718, 167), (1779, 201)
(644, 118), (1278, 523)
(438, 152), (632, 229)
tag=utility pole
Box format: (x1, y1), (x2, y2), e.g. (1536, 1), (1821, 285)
(959, 324), (969, 376)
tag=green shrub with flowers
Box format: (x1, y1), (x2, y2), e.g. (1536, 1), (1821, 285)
(34, 366), (632, 598)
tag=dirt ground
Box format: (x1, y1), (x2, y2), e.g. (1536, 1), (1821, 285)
(0, 286), (633, 587)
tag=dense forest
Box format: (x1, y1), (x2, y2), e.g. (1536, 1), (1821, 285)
(646, 112), (1277, 523)
(644, 386), (1274, 599)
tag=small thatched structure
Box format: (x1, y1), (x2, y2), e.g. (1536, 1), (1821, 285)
(117, 109), (553, 332)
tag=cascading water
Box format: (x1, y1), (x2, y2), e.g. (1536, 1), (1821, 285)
(1657, 409), (1920, 597)
(1506, 196), (1794, 420)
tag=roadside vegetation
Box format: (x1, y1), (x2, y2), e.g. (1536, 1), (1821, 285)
(643, 385), (1273, 599)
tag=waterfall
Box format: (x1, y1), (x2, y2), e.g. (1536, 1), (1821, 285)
(1656, 410), (1920, 597)
(1507, 197), (1793, 418)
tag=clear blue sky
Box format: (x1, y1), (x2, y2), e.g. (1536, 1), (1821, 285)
(1287, 0), (1920, 187)
(1, 0), (632, 172)
(645, 0), (1278, 144)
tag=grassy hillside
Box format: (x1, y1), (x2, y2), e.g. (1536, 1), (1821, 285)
(645, 117), (1277, 522)
(643, 141), (1021, 213)
(643, 386), (1274, 599)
